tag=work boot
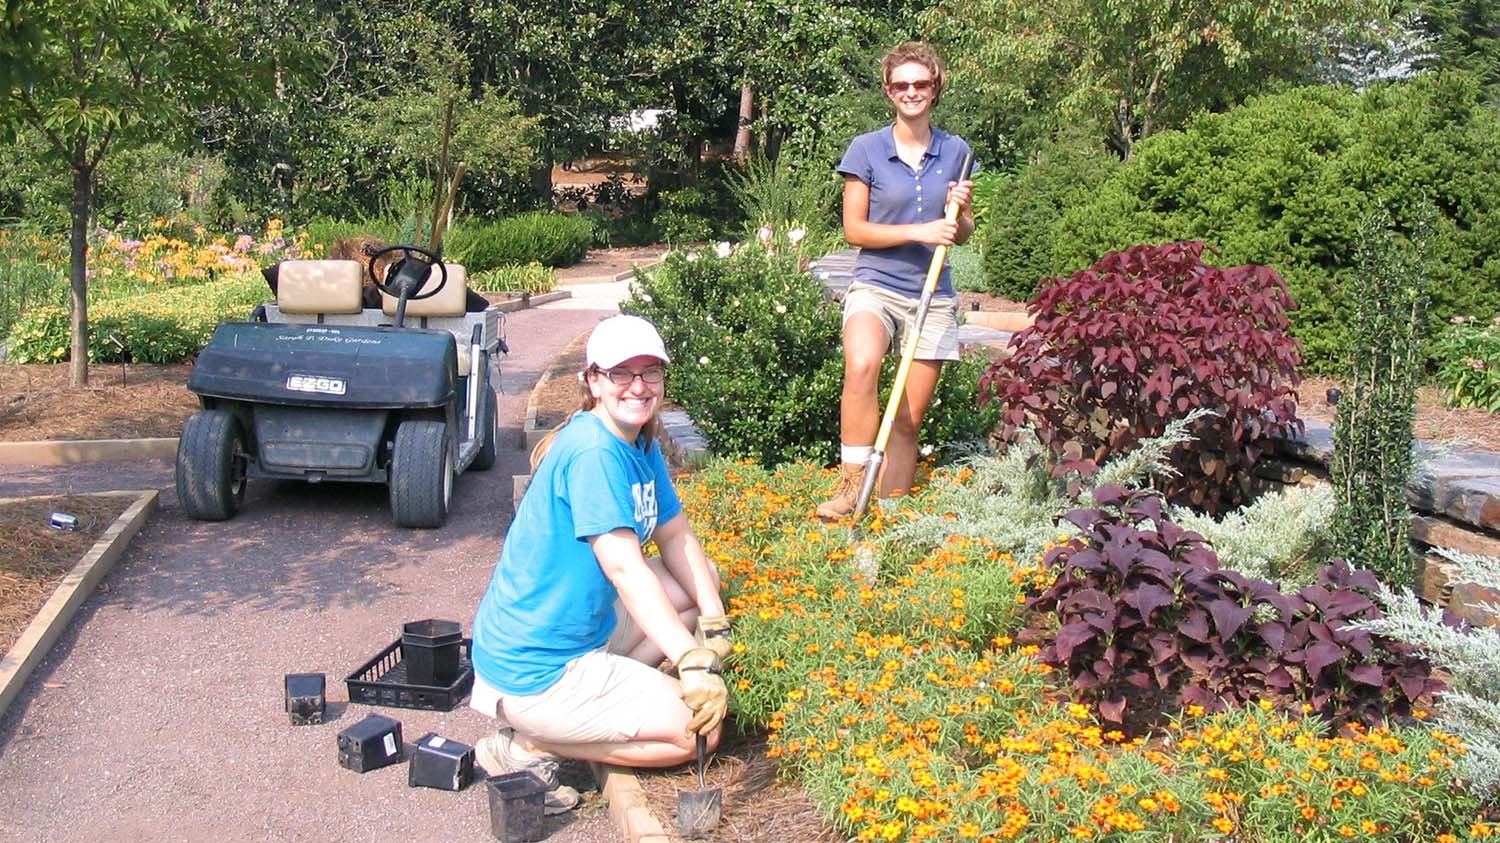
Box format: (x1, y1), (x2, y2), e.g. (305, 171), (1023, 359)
(476, 729), (582, 814)
(815, 462), (868, 521)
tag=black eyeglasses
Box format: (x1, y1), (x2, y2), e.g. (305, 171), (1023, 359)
(886, 79), (935, 94)
(596, 365), (666, 386)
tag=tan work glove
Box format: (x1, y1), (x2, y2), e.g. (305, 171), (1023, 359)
(695, 615), (734, 663)
(676, 647), (728, 736)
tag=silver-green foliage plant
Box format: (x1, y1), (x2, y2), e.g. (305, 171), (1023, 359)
(1354, 548), (1500, 795)
(885, 410), (1209, 562)
(1330, 208), (1431, 588)
(1170, 485), (1335, 589)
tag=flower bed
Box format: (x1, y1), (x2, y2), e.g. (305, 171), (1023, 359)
(682, 459), (1498, 841)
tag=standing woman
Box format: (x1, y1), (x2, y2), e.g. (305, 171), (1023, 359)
(816, 41), (977, 521)
(470, 314), (733, 813)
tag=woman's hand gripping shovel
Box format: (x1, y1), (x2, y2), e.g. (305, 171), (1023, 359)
(851, 150), (975, 523)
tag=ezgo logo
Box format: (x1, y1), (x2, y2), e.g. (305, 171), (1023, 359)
(286, 373), (347, 395)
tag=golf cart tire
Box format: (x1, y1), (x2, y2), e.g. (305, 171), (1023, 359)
(390, 419), (452, 528)
(471, 388), (499, 471)
(176, 409), (248, 521)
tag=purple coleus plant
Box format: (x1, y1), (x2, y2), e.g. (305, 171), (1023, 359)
(1028, 485), (1442, 732)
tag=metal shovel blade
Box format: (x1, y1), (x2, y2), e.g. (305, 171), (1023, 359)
(677, 734), (721, 838)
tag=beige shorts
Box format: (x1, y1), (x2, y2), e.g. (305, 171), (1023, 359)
(842, 281), (961, 362)
(469, 602), (681, 745)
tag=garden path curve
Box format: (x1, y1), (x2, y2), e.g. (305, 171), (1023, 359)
(0, 304), (626, 843)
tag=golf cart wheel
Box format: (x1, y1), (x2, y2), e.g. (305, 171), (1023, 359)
(176, 410), (248, 521)
(390, 419), (453, 528)
(471, 388), (499, 471)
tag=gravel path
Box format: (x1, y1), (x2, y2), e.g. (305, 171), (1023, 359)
(0, 305), (629, 842)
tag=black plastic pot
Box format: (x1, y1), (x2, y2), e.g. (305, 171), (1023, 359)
(401, 618), (462, 686)
(487, 771), (546, 842)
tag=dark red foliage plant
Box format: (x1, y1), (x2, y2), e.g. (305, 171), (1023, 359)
(979, 241), (1304, 514)
(1028, 486), (1444, 735)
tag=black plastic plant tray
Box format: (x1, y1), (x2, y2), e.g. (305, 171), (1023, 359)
(346, 637), (474, 712)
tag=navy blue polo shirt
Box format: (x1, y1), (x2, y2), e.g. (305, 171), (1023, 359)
(837, 124), (977, 298)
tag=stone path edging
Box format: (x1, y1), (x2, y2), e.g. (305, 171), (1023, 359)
(592, 762), (673, 842)
(489, 289), (572, 313)
(0, 489), (158, 721)
(0, 437), (178, 465)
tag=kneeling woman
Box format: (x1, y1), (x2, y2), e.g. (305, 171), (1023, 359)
(469, 314), (732, 813)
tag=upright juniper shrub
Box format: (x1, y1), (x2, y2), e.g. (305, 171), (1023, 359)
(980, 241), (1303, 514)
(1330, 210), (1431, 588)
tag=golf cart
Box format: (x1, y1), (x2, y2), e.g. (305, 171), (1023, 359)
(175, 245), (506, 528)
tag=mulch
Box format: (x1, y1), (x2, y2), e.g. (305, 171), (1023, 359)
(1298, 376), (1500, 453)
(635, 728), (842, 843)
(0, 362), (198, 440)
(0, 494), (132, 654)
(532, 330), (591, 430)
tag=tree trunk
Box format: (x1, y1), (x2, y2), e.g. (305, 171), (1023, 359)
(529, 149), (554, 206)
(68, 155), (94, 387)
(733, 84), (754, 163)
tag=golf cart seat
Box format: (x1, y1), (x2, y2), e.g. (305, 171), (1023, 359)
(263, 259), (500, 372)
(380, 263), (467, 318)
(275, 259), (365, 319)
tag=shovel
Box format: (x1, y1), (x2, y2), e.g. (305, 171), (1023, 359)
(677, 733), (722, 838)
(851, 150), (975, 521)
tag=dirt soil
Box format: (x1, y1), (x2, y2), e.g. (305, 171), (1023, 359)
(636, 728), (841, 843)
(0, 494), (131, 653)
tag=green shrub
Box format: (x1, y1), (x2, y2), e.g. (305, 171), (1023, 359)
(8, 273), (264, 363)
(444, 211), (594, 271)
(581, 207), (660, 249)
(1050, 73), (1500, 373)
(948, 244), (986, 293)
(978, 129), (1119, 301)
(1432, 316), (1500, 411)
(301, 218), (403, 257)
(624, 247), (998, 467)
(468, 262), (555, 295)
(652, 186), (721, 245)
(1331, 211), (1430, 588)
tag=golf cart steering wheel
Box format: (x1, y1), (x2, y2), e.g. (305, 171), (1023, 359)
(367, 244), (449, 301)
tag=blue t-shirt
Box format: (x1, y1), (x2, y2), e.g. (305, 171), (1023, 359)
(471, 412), (683, 695)
(836, 124), (977, 298)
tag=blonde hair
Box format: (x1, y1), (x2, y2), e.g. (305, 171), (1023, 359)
(881, 42), (946, 106)
(528, 369), (662, 472)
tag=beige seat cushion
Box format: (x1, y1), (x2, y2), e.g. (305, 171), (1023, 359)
(277, 260), (365, 315)
(380, 263), (467, 318)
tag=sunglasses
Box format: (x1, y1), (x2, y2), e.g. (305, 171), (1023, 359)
(886, 79), (935, 94)
(595, 365), (666, 386)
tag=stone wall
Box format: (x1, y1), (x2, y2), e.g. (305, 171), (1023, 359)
(1270, 420), (1500, 625)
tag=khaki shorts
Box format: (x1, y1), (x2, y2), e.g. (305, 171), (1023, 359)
(842, 281), (961, 361)
(469, 602), (680, 745)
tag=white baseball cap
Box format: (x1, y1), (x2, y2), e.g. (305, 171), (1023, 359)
(586, 314), (671, 369)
